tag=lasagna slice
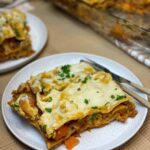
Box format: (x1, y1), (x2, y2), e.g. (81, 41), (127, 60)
(8, 62), (137, 150)
(0, 9), (34, 62)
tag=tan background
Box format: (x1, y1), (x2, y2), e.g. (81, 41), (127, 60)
(0, 1), (150, 150)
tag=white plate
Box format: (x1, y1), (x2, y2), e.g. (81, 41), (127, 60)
(0, 13), (48, 74)
(2, 53), (148, 150)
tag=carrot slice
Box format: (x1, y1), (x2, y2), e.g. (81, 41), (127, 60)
(55, 125), (69, 140)
(64, 136), (79, 150)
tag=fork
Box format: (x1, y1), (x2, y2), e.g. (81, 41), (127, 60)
(81, 58), (150, 109)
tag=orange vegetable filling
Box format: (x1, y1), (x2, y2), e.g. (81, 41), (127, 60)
(64, 136), (79, 150)
(55, 125), (69, 140)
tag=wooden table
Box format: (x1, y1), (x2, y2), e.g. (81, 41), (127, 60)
(0, 1), (150, 150)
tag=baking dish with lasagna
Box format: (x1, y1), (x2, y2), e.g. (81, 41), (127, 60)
(52, 0), (150, 66)
(8, 62), (137, 150)
(82, 0), (150, 14)
(0, 9), (34, 62)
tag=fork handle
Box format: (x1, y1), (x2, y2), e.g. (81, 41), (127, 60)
(129, 82), (150, 95)
(122, 86), (150, 109)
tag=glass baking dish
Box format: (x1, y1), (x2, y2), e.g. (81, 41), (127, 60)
(52, 0), (150, 66)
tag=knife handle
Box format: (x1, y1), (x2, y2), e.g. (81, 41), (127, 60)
(122, 86), (150, 109)
(129, 82), (150, 95)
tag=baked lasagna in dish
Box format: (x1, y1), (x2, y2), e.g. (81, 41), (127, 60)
(0, 9), (34, 62)
(8, 62), (137, 150)
(83, 0), (150, 14)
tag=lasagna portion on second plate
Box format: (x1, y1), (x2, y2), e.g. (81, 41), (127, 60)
(8, 62), (137, 150)
(0, 9), (34, 62)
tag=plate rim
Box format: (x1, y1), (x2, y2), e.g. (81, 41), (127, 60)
(1, 52), (148, 150)
(0, 12), (48, 74)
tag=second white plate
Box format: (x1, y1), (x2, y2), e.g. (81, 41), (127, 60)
(2, 53), (148, 150)
(0, 12), (48, 74)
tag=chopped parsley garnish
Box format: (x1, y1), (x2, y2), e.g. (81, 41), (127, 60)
(66, 74), (71, 78)
(92, 106), (98, 109)
(12, 104), (19, 111)
(115, 88), (117, 90)
(59, 72), (65, 78)
(105, 102), (110, 106)
(48, 97), (53, 102)
(78, 79), (81, 82)
(58, 73), (65, 80)
(58, 65), (73, 80)
(90, 112), (98, 121)
(84, 99), (89, 104)
(61, 65), (71, 74)
(96, 91), (99, 93)
(71, 74), (75, 77)
(116, 95), (127, 101)
(82, 78), (87, 84)
(77, 88), (81, 91)
(82, 75), (91, 84)
(45, 108), (52, 113)
(14, 29), (20, 37)
(42, 125), (47, 133)
(111, 95), (115, 99)
(41, 83), (45, 92)
(88, 112), (99, 122)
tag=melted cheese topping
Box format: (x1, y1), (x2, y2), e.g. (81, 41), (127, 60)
(20, 62), (130, 138)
